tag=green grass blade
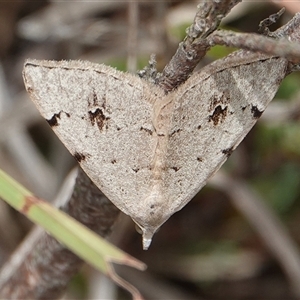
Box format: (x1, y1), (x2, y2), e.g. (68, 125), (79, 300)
(0, 169), (146, 299)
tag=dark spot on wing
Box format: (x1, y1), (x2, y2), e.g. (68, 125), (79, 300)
(197, 125), (202, 130)
(209, 90), (230, 110)
(251, 105), (263, 119)
(111, 159), (116, 164)
(47, 114), (60, 127)
(74, 152), (89, 162)
(140, 127), (153, 135)
(171, 166), (180, 172)
(46, 111), (70, 127)
(93, 90), (98, 106)
(88, 108), (110, 131)
(241, 105), (247, 111)
(170, 128), (182, 137)
(25, 86), (33, 93)
(197, 157), (203, 162)
(150, 204), (156, 214)
(209, 105), (228, 125)
(132, 168), (140, 173)
(222, 147), (234, 157)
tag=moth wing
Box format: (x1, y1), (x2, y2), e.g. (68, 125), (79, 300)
(158, 55), (287, 218)
(23, 59), (162, 227)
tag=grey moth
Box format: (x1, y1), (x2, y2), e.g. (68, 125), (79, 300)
(23, 50), (288, 249)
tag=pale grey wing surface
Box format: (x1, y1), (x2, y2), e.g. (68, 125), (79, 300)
(158, 56), (288, 216)
(23, 55), (288, 250)
(23, 59), (162, 225)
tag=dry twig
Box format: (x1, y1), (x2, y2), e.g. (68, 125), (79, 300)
(209, 171), (300, 297)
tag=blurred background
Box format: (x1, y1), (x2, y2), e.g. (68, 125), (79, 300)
(1, 0), (300, 299)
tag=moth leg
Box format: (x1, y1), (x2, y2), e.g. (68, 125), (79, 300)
(258, 7), (285, 37)
(138, 54), (161, 84)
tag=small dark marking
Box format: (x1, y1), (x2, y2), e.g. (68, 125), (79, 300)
(46, 112), (61, 127)
(209, 105), (228, 125)
(197, 157), (203, 162)
(210, 90), (230, 110)
(197, 125), (202, 130)
(132, 168), (140, 173)
(140, 127), (153, 135)
(46, 111), (70, 127)
(222, 147), (234, 157)
(93, 90), (98, 106)
(26, 86), (33, 93)
(94, 70), (105, 75)
(241, 106), (247, 111)
(223, 90), (230, 102)
(251, 105), (263, 119)
(111, 159), (116, 164)
(102, 99), (107, 110)
(88, 108), (110, 130)
(116, 126), (121, 131)
(170, 128), (182, 137)
(171, 166), (179, 172)
(158, 133), (165, 137)
(275, 76), (282, 85)
(74, 152), (87, 162)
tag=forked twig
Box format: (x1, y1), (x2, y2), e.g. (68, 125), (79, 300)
(158, 0), (242, 92)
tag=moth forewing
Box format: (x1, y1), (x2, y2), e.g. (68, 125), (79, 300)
(162, 55), (288, 214)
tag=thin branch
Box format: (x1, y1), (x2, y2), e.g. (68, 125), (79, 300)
(158, 5), (300, 92)
(207, 14), (300, 64)
(158, 0), (242, 92)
